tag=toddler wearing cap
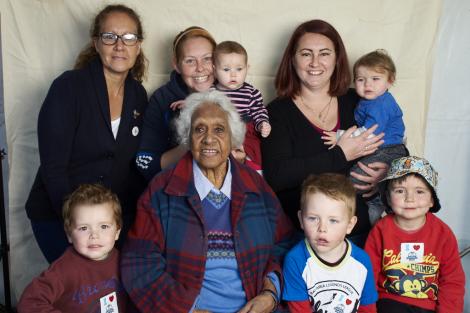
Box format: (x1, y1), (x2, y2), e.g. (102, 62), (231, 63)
(364, 156), (465, 313)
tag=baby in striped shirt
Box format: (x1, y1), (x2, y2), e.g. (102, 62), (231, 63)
(214, 41), (271, 171)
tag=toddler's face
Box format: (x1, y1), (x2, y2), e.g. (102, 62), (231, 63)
(354, 66), (392, 100)
(298, 192), (356, 261)
(67, 203), (120, 261)
(214, 52), (247, 90)
(388, 175), (434, 229)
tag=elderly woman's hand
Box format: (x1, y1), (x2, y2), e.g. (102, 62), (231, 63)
(238, 277), (277, 313)
(336, 125), (384, 161)
(351, 161), (389, 197)
(237, 293), (276, 313)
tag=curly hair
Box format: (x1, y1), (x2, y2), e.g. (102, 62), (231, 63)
(175, 90), (246, 149)
(63, 184), (122, 234)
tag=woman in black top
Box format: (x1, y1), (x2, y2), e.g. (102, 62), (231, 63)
(262, 20), (387, 245)
(26, 4), (148, 263)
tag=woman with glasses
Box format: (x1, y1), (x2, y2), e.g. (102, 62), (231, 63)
(136, 26), (217, 181)
(25, 4), (148, 263)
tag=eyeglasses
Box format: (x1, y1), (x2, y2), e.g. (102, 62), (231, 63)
(99, 32), (140, 46)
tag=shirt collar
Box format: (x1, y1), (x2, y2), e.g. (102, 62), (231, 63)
(193, 159), (232, 200)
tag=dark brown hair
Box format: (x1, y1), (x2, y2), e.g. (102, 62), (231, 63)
(353, 49), (396, 83)
(214, 41), (248, 63)
(300, 173), (356, 217)
(74, 4), (148, 82)
(275, 19), (351, 98)
(382, 173), (441, 213)
(63, 184), (122, 234)
(172, 26), (216, 64)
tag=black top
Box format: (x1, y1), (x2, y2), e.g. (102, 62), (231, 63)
(136, 71), (189, 180)
(26, 57), (148, 220)
(261, 89), (370, 235)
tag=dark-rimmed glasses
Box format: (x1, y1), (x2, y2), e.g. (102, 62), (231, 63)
(99, 32), (140, 46)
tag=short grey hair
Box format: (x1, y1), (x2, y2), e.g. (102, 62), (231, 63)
(175, 90), (246, 148)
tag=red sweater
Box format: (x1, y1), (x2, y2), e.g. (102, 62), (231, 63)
(17, 247), (131, 313)
(365, 213), (465, 312)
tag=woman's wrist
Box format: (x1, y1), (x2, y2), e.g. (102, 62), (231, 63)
(261, 289), (279, 312)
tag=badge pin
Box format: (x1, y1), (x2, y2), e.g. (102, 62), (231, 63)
(132, 126), (139, 137)
(133, 110), (141, 119)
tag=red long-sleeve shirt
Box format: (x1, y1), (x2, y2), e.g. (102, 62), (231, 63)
(365, 213), (465, 312)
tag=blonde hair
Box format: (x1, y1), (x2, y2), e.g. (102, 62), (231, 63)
(300, 173), (356, 217)
(63, 184), (122, 234)
(172, 26), (216, 63)
(353, 49), (396, 83)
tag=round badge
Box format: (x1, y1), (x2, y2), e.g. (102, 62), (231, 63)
(132, 126), (139, 137)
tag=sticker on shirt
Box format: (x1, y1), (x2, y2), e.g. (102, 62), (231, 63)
(401, 243), (424, 263)
(132, 126), (139, 137)
(100, 291), (119, 313)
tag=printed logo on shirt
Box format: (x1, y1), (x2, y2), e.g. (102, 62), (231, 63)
(381, 249), (439, 300)
(72, 277), (122, 305)
(307, 280), (360, 313)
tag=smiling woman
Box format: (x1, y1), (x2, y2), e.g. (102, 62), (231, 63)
(24, 4), (148, 264)
(261, 19), (387, 247)
(136, 26), (217, 180)
(122, 90), (294, 313)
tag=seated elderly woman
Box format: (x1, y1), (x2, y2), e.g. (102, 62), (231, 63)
(121, 90), (293, 313)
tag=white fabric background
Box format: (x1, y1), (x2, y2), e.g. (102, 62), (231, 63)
(425, 0), (470, 310)
(2, 0), (467, 310)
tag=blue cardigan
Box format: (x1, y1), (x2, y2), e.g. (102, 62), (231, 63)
(26, 57), (148, 220)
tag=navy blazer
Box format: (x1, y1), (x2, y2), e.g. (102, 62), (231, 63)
(26, 57), (148, 220)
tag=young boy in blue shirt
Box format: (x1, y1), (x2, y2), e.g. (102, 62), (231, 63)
(283, 173), (378, 313)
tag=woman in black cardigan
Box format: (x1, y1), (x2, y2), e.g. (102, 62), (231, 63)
(262, 20), (387, 246)
(25, 4), (148, 263)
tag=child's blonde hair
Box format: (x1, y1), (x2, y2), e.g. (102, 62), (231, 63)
(353, 49), (396, 83)
(63, 184), (122, 234)
(301, 173), (356, 217)
(214, 41), (248, 63)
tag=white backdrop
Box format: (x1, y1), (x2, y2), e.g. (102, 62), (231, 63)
(425, 0), (470, 310)
(2, 0), (468, 309)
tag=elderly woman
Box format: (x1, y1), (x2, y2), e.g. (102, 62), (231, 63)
(122, 90), (293, 313)
(136, 26), (216, 180)
(262, 20), (387, 245)
(25, 4), (148, 263)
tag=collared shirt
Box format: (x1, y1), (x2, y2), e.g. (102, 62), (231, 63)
(193, 159), (231, 200)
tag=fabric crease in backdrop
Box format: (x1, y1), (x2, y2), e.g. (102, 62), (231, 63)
(3, 0), (463, 307)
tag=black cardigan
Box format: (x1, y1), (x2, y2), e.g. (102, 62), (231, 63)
(261, 89), (370, 234)
(26, 57), (147, 220)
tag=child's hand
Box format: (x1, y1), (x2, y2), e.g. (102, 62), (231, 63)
(169, 100), (185, 111)
(260, 121), (271, 138)
(321, 131), (338, 149)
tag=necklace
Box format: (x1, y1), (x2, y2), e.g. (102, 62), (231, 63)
(300, 95), (333, 124)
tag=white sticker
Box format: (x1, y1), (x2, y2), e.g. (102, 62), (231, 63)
(132, 126), (139, 137)
(100, 291), (119, 313)
(401, 242), (424, 263)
